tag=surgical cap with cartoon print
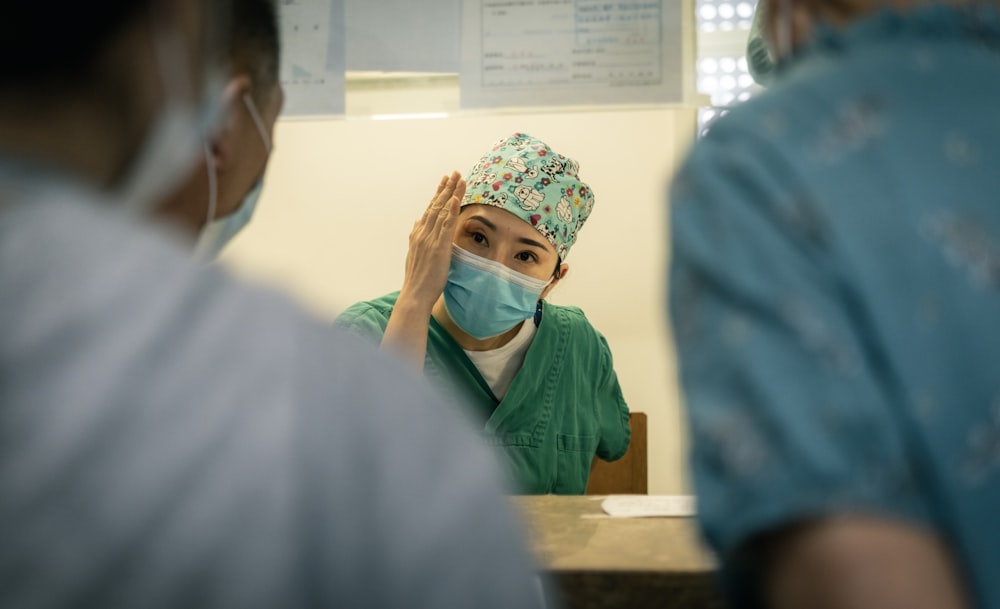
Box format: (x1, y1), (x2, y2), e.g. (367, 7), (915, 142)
(462, 132), (595, 260)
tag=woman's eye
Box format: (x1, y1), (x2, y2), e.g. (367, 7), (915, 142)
(515, 252), (536, 263)
(472, 232), (486, 244)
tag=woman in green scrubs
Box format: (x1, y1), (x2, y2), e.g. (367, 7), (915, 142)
(336, 133), (631, 494)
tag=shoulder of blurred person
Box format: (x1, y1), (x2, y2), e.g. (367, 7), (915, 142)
(0, 178), (546, 608)
(0, 0), (544, 595)
(334, 291), (401, 341)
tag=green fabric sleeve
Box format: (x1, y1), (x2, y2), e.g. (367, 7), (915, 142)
(594, 332), (631, 462)
(333, 301), (391, 346)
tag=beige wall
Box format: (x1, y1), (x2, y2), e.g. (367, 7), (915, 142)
(220, 104), (698, 494)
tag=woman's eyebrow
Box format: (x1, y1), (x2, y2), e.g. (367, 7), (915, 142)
(468, 214), (550, 252)
(516, 236), (549, 250)
(467, 215), (496, 231)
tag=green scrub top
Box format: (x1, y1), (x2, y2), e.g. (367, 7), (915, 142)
(336, 292), (631, 494)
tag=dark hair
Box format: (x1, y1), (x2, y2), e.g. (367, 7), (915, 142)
(0, 1), (241, 96)
(0, 2), (149, 90)
(228, 0), (281, 102)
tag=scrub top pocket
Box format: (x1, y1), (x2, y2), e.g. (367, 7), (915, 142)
(553, 433), (598, 494)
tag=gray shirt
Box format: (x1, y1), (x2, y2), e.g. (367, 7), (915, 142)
(0, 171), (546, 609)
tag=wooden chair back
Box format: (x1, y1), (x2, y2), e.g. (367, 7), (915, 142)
(585, 412), (648, 495)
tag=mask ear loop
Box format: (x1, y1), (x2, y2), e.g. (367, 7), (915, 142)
(203, 141), (218, 226)
(242, 93), (273, 154)
(192, 140), (220, 261)
(117, 13), (201, 215)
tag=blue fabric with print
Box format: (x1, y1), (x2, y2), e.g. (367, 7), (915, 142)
(669, 5), (1000, 608)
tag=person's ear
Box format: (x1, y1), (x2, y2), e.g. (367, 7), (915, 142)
(541, 263), (569, 300)
(207, 75), (254, 173)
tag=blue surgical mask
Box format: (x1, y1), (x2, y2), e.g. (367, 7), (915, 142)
(194, 93), (272, 261)
(443, 245), (551, 340)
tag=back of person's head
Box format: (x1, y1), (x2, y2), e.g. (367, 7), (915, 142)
(0, 0), (233, 98)
(228, 0), (281, 105)
(750, 0), (1000, 85)
(0, 0), (238, 213)
(0, 2), (148, 92)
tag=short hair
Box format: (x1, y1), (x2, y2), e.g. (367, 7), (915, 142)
(0, 2), (149, 90)
(0, 1), (236, 95)
(228, 0), (281, 103)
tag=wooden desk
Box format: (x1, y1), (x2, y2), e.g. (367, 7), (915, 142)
(510, 495), (725, 609)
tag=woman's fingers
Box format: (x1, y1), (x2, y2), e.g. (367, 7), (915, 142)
(436, 179), (465, 241)
(453, 178), (467, 208)
(413, 172), (463, 250)
(425, 172), (462, 227)
(434, 172), (460, 209)
(434, 174), (448, 198)
(400, 173), (465, 305)
(420, 175), (449, 224)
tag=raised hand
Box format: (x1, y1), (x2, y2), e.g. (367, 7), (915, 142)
(399, 172), (466, 308)
(381, 171), (466, 369)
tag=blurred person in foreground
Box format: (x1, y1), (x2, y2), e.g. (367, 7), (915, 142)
(0, 2), (546, 608)
(669, 0), (1000, 608)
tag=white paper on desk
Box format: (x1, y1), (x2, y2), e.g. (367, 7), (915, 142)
(601, 495), (697, 518)
(460, 0), (684, 109)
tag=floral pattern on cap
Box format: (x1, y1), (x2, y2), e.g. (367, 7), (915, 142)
(463, 132), (595, 260)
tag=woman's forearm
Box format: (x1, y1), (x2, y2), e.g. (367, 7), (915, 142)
(380, 294), (435, 370)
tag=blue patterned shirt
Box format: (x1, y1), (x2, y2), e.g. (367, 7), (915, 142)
(670, 5), (1000, 608)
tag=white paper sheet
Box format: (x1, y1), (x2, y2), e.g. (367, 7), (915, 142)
(601, 495), (697, 518)
(461, 0), (684, 108)
(344, 0), (461, 73)
(279, 0), (346, 117)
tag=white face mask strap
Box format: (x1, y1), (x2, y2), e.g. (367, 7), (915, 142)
(117, 11), (203, 214)
(243, 94), (272, 153)
(202, 141), (218, 224)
